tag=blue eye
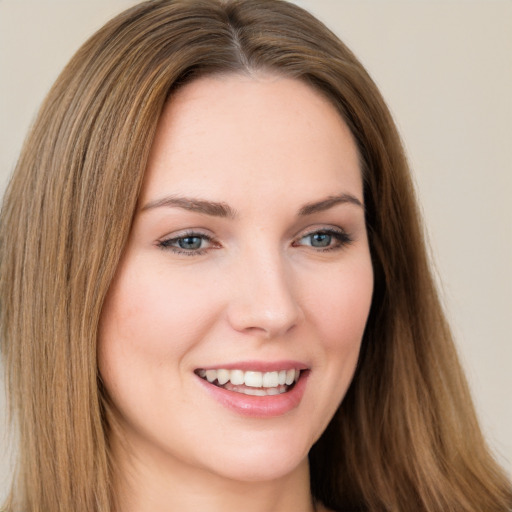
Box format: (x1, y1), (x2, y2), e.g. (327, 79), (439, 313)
(158, 232), (214, 255)
(177, 236), (203, 250)
(296, 228), (352, 251)
(308, 232), (332, 248)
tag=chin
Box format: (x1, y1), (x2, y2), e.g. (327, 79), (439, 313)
(194, 430), (313, 483)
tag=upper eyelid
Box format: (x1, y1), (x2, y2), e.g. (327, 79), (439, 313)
(293, 226), (353, 248)
(299, 226), (345, 235)
(159, 229), (214, 242)
(294, 225), (348, 239)
(156, 230), (216, 250)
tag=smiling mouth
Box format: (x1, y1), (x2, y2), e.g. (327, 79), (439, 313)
(195, 368), (302, 396)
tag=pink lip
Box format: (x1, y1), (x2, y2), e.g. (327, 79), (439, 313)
(198, 360), (308, 372)
(195, 368), (310, 418)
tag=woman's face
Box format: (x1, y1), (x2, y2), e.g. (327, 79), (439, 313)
(98, 74), (373, 484)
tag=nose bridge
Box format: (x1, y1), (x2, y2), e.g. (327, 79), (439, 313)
(227, 242), (302, 338)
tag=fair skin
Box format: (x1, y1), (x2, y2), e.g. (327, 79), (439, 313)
(98, 73), (373, 512)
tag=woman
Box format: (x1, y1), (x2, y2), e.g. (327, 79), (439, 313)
(0, 1), (510, 511)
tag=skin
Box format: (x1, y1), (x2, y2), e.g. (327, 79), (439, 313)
(98, 73), (374, 512)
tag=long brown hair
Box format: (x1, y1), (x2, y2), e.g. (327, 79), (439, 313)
(1, 1), (510, 511)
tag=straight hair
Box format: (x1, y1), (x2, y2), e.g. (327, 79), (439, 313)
(1, 1), (511, 511)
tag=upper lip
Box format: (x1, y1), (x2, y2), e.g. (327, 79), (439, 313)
(196, 360), (309, 372)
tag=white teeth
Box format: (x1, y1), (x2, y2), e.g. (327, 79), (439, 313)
(197, 368), (302, 389)
(225, 383), (289, 396)
(205, 369), (217, 383)
(242, 387), (267, 396)
(244, 371), (263, 388)
(216, 369), (230, 386)
(230, 369), (244, 385)
(262, 371), (279, 388)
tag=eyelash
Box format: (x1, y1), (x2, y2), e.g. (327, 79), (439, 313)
(294, 228), (353, 252)
(157, 227), (353, 256)
(157, 231), (216, 256)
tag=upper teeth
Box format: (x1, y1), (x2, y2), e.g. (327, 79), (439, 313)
(197, 369), (300, 388)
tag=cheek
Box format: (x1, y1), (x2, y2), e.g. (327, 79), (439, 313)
(96, 259), (226, 444)
(304, 258), (373, 351)
(295, 257), (373, 439)
(99, 260), (215, 356)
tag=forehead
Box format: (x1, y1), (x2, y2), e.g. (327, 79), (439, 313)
(141, 73), (362, 207)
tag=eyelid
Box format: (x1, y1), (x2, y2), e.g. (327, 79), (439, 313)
(294, 224), (348, 240)
(292, 225), (353, 250)
(157, 229), (219, 255)
(158, 227), (212, 241)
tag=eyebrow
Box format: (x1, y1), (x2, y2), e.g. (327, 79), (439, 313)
(141, 192), (363, 218)
(298, 193), (363, 215)
(141, 195), (238, 218)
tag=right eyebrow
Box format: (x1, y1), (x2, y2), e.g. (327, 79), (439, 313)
(140, 195), (238, 219)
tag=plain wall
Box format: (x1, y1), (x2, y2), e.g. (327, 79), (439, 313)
(0, 0), (511, 500)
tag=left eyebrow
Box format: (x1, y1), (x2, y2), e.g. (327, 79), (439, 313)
(298, 193), (363, 216)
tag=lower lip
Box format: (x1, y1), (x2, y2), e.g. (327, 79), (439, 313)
(196, 371), (310, 418)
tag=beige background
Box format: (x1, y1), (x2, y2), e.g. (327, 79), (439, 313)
(0, 0), (510, 499)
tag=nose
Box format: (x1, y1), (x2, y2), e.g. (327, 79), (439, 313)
(226, 249), (303, 339)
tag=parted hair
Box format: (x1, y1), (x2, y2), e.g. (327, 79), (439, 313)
(0, 1), (510, 511)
